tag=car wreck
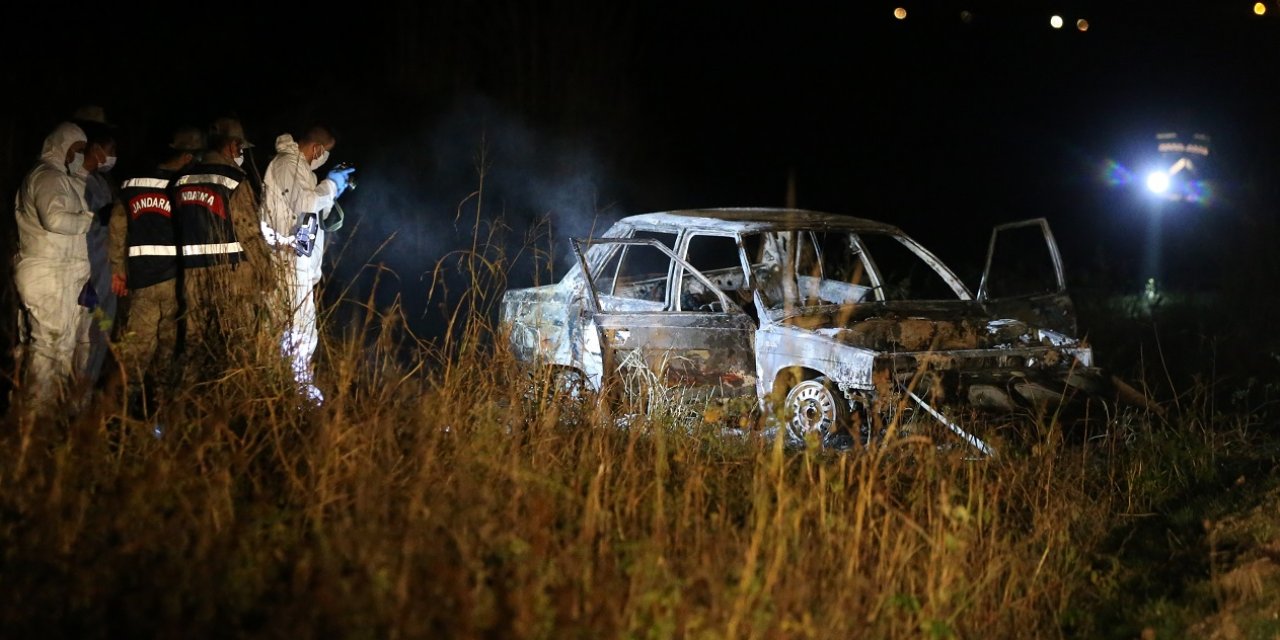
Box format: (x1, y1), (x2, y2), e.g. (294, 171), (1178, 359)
(500, 208), (1146, 455)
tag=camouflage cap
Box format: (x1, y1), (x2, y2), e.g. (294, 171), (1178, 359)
(169, 126), (206, 152)
(210, 116), (254, 148)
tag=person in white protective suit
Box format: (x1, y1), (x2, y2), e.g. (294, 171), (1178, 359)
(11, 122), (107, 414)
(259, 125), (354, 402)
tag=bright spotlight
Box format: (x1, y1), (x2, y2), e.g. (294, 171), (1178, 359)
(1146, 171), (1171, 194)
(894, 7), (907, 19)
(1254, 2), (1267, 15)
(1050, 15), (1064, 29)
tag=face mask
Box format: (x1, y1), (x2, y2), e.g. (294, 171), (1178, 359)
(235, 155), (245, 167)
(100, 155), (117, 172)
(310, 149), (329, 171)
(67, 152), (86, 176)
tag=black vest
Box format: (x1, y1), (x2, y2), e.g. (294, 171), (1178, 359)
(172, 162), (246, 269)
(120, 169), (177, 289)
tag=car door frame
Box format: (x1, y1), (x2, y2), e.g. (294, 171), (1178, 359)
(975, 217), (1077, 335)
(571, 236), (759, 410)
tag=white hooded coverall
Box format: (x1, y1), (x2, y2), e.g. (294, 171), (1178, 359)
(260, 134), (338, 393)
(12, 122), (95, 411)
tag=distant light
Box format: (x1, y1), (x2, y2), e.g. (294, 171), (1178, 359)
(1146, 171), (1171, 194)
(1254, 2), (1266, 15)
(960, 10), (974, 24)
(894, 7), (907, 19)
(1050, 15), (1064, 29)
(1076, 18), (1089, 31)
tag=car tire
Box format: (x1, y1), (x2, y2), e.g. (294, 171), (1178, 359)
(781, 376), (852, 448)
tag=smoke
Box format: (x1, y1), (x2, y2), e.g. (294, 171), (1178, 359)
(324, 95), (624, 342)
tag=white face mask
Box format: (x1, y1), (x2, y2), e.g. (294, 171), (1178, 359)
(310, 149), (329, 171)
(100, 155), (117, 172)
(67, 151), (86, 176)
(235, 155), (245, 167)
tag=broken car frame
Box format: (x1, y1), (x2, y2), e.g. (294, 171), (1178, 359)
(500, 208), (1149, 456)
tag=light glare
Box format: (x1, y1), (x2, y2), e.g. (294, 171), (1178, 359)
(1146, 171), (1171, 194)
(894, 7), (907, 19)
(1050, 15), (1064, 29)
(1254, 2), (1266, 15)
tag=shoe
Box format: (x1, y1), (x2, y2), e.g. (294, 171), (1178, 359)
(302, 383), (324, 404)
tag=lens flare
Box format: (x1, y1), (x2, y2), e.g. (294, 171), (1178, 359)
(1254, 2), (1266, 16)
(1102, 160), (1133, 186)
(1050, 15), (1064, 29)
(1146, 171), (1170, 194)
(1076, 18), (1089, 31)
(894, 7), (907, 19)
(1182, 179), (1215, 206)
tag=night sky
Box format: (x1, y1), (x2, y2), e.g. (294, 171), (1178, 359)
(2, 0), (1277, 336)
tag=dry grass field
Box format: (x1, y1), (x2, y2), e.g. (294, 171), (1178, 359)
(1, 213), (1277, 640)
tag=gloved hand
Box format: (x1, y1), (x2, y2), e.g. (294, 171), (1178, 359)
(78, 281), (99, 309)
(326, 166), (355, 196)
(111, 273), (128, 297)
(95, 203), (114, 227)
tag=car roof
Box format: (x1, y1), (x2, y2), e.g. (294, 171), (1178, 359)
(620, 207), (904, 235)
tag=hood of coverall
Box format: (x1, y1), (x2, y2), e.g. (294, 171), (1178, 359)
(274, 133), (300, 156)
(40, 122), (87, 171)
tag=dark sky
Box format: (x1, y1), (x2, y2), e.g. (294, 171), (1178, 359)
(2, 0), (1277, 332)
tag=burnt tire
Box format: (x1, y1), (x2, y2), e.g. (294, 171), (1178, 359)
(781, 376), (853, 448)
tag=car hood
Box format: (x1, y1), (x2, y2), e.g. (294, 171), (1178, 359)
(780, 301), (1075, 352)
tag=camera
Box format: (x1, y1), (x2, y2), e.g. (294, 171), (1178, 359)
(334, 160), (357, 191)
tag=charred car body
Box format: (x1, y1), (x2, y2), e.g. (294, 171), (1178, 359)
(501, 208), (1123, 454)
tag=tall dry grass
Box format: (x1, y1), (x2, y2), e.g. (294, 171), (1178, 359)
(0, 191), (1263, 639)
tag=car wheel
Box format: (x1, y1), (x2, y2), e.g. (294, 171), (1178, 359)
(782, 376), (851, 447)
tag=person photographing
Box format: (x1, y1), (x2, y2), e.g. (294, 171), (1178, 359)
(259, 125), (354, 402)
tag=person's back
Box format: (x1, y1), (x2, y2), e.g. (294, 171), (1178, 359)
(170, 117), (271, 377)
(173, 158), (250, 270)
(107, 127), (205, 416)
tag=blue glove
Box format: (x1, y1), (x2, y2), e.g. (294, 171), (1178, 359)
(326, 167), (355, 195)
(78, 281), (99, 309)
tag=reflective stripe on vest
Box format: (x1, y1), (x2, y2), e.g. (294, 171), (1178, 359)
(131, 243), (242, 257)
(181, 242), (243, 256)
(129, 245), (177, 257)
(122, 177), (171, 190)
(174, 173), (240, 191)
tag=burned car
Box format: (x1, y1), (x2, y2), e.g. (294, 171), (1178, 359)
(501, 208), (1124, 454)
